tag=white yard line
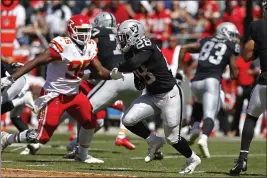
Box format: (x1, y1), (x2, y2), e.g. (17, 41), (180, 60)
(26, 164), (48, 167)
(130, 154), (267, 160)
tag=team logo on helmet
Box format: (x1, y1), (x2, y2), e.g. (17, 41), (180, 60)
(130, 24), (139, 37)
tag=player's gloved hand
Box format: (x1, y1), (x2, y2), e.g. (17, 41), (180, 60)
(1, 76), (14, 89)
(10, 62), (24, 69)
(134, 75), (145, 91)
(176, 70), (185, 81)
(110, 68), (124, 80)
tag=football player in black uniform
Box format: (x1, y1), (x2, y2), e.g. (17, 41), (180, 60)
(230, 1), (267, 175)
(178, 22), (240, 158)
(116, 19), (201, 174)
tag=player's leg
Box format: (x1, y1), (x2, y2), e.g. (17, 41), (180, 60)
(122, 93), (165, 162)
(156, 84), (201, 174)
(230, 84), (267, 175)
(66, 91), (103, 164)
(197, 78), (221, 158)
(1, 96), (64, 151)
(187, 81), (204, 145)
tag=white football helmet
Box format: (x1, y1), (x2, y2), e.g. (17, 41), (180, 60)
(216, 22), (240, 42)
(93, 12), (116, 28)
(116, 19), (145, 52)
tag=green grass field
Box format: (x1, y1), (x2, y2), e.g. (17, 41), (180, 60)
(1, 133), (266, 177)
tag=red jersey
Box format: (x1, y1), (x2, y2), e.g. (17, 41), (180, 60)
(236, 57), (254, 86)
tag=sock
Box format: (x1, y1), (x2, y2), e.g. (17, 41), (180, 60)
(12, 97), (25, 107)
(7, 130), (28, 144)
(200, 134), (208, 142)
(1, 101), (14, 114)
(239, 114), (258, 158)
(202, 117), (214, 136)
(125, 122), (150, 139)
(117, 112), (127, 139)
(76, 124), (81, 143)
(190, 102), (203, 126)
(172, 137), (193, 158)
(78, 127), (94, 158)
(10, 116), (29, 132)
(193, 121), (201, 129)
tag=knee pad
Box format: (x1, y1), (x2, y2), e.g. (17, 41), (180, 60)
(164, 125), (180, 145)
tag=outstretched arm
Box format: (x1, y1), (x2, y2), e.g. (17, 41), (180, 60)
(178, 42), (201, 71)
(11, 49), (56, 81)
(90, 59), (111, 80)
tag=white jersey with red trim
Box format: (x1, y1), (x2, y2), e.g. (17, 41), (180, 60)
(43, 36), (97, 95)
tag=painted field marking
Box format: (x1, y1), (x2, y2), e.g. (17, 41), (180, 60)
(130, 154), (267, 160)
(26, 164), (48, 167)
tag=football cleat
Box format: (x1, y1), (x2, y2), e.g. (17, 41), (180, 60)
(197, 138), (210, 158)
(115, 137), (136, 150)
(1, 131), (11, 152)
(20, 147), (30, 155)
(66, 137), (78, 152)
(179, 153), (201, 174)
(27, 143), (41, 155)
(229, 158), (247, 175)
(145, 134), (165, 163)
(63, 146), (78, 159)
(154, 150), (164, 160)
(74, 155), (104, 164)
(187, 128), (201, 146)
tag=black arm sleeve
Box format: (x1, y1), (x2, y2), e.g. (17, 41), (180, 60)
(118, 50), (152, 73)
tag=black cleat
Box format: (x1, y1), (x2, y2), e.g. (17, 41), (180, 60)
(229, 158), (247, 176)
(154, 150), (164, 160)
(63, 146), (78, 159)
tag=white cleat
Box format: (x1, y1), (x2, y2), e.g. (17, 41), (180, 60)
(20, 147), (30, 155)
(179, 153), (201, 174)
(1, 131), (11, 151)
(74, 155), (104, 164)
(145, 134), (165, 163)
(187, 128), (201, 146)
(197, 138), (211, 158)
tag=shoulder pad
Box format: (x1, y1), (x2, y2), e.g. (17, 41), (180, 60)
(85, 39), (98, 60)
(49, 36), (72, 53)
(135, 37), (153, 51)
(226, 41), (240, 56)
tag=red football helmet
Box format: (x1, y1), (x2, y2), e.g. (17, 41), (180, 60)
(67, 15), (91, 45)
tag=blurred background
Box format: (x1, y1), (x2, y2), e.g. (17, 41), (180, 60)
(1, 0), (266, 139)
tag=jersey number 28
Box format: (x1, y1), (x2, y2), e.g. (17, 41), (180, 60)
(134, 66), (156, 84)
(199, 41), (227, 65)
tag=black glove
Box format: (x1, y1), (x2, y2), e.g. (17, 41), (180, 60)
(10, 62), (24, 69)
(134, 74), (145, 91)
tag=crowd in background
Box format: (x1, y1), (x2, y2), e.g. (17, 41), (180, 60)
(1, 0), (266, 138)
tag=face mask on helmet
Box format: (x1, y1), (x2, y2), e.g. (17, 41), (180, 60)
(69, 24), (92, 45)
(263, 0), (267, 19)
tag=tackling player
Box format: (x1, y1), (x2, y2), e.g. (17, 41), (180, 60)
(230, 0), (267, 175)
(116, 19), (201, 174)
(1, 15), (123, 163)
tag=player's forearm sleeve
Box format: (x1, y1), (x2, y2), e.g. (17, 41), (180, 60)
(118, 50), (152, 72)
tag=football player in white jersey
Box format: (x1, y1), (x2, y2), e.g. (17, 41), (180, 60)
(1, 14), (123, 164)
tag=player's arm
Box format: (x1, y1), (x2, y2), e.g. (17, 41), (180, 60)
(178, 42), (201, 71)
(1, 56), (12, 64)
(229, 55), (239, 80)
(90, 59), (111, 80)
(243, 40), (258, 62)
(118, 50), (152, 72)
(11, 49), (56, 81)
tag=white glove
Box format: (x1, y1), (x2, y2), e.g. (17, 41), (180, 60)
(110, 68), (124, 80)
(10, 62), (24, 68)
(1, 76), (14, 90)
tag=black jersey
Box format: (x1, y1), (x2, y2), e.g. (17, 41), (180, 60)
(1, 61), (15, 78)
(192, 37), (240, 81)
(125, 37), (176, 95)
(92, 27), (125, 70)
(249, 19), (267, 85)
